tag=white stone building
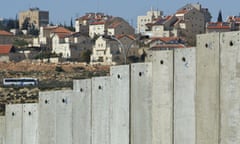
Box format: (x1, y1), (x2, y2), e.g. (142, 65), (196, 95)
(90, 36), (114, 65)
(137, 8), (163, 34)
(89, 21), (106, 38)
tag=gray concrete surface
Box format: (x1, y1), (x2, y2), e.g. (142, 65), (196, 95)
(110, 65), (130, 144)
(5, 104), (23, 144)
(38, 91), (57, 144)
(22, 104), (38, 144)
(39, 90), (73, 144)
(72, 79), (92, 144)
(0, 116), (5, 144)
(196, 32), (220, 144)
(91, 76), (111, 144)
(151, 50), (173, 144)
(131, 63), (152, 144)
(55, 91), (73, 144)
(174, 48), (196, 144)
(220, 31), (240, 144)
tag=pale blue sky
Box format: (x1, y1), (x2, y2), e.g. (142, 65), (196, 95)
(1, 0), (240, 27)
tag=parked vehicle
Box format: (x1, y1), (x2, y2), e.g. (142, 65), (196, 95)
(3, 78), (38, 86)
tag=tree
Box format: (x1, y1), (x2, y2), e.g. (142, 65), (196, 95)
(21, 18), (30, 30)
(70, 18), (73, 28)
(15, 14), (19, 29)
(6, 19), (16, 30)
(13, 38), (28, 48)
(29, 24), (39, 36)
(217, 10), (223, 22)
(80, 49), (92, 63)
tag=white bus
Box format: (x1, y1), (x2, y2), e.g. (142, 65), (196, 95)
(3, 78), (38, 86)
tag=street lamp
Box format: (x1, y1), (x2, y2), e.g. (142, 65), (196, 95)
(104, 35), (149, 64)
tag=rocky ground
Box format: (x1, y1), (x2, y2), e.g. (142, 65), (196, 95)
(0, 61), (110, 115)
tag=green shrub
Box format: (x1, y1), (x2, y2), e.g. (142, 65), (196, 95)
(55, 66), (64, 72)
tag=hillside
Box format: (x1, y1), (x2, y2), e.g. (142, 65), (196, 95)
(0, 61), (110, 115)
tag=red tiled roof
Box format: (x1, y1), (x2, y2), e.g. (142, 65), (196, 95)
(0, 45), (13, 54)
(207, 22), (231, 29)
(49, 27), (73, 38)
(52, 27), (73, 34)
(56, 33), (71, 38)
(0, 30), (13, 36)
(176, 9), (189, 15)
(150, 37), (183, 43)
(90, 21), (105, 25)
(150, 44), (185, 50)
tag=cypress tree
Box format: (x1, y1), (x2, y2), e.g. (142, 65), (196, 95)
(217, 10), (223, 22)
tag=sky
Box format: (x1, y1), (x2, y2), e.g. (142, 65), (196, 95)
(1, 0), (240, 27)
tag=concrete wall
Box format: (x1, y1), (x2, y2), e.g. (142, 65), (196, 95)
(196, 31), (240, 144)
(220, 31), (240, 144)
(196, 32), (220, 144)
(5, 104), (23, 144)
(2, 31), (240, 144)
(131, 63), (152, 144)
(39, 90), (73, 144)
(38, 91), (57, 144)
(91, 76), (111, 144)
(23, 104), (38, 144)
(73, 79), (92, 144)
(0, 116), (5, 144)
(151, 50), (173, 144)
(174, 48), (196, 144)
(55, 91), (73, 144)
(110, 65), (130, 144)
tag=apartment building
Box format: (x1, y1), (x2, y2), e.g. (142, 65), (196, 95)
(175, 7), (205, 45)
(137, 8), (163, 34)
(178, 3), (212, 24)
(227, 16), (240, 30)
(75, 13), (108, 34)
(19, 8), (49, 29)
(137, 3), (209, 46)
(33, 26), (93, 60)
(145, 15), (178, 37)
(89, 21), (106, 38)
(89, 17), (134, 38)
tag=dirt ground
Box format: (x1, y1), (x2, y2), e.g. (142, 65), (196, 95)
(0, 61), (110, 115)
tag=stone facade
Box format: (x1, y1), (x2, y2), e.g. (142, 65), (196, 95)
(19, 8), (49, 29)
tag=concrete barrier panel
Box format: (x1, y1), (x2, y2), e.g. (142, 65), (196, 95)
(73, 79), (91, 144)
(55, 91), (73, 144)
(91, 77), (111, 144)
(5, 104), (23, 144)
(38, 91), (57, 144)
(0, 116), (5, 144)
(110, 65), (130, 144)
(150, 50), (173, 144)
(131, 63), (152, 144)
(23, 103), (38, 144)
(220, 31), (240, 144)
(196, 33), (220, 144)
(174, 48), (196, 144)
